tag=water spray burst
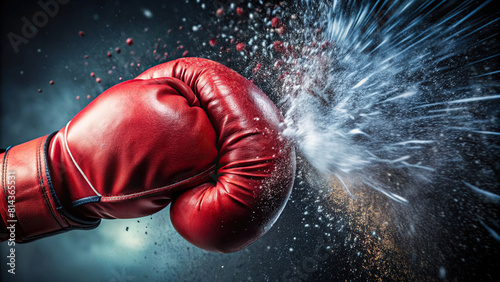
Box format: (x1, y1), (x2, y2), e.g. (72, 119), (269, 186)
(281, 0), (499, 214)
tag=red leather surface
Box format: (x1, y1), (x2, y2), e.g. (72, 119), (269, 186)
(48, 78), (218, 219)
(0, 58), (295, 251)
(137, 58), (296, 253)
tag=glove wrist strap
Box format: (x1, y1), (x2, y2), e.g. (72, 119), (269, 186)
(0, 134), (100, 242)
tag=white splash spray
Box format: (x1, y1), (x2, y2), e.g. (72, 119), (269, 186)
(281, 0), (499, 207)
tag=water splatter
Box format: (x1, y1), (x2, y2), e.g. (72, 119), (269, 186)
(280, 0), (499, 210)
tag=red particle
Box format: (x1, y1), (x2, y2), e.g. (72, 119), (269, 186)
(87, 95), (91, 99)
(126, 38), (133, 46)
(164, 52), (168, 58)
(275, 25), (286, 35)
(90, 72), (95, 77)
(253, 63), (262, 73)
(182, 50), (189, 57)
(49, 80), (54, 85)
(179, 26), (183, 30)
(230, 38), (235, 44)
(273, 41), (286, 53)
(216, 8), (224, 17)
(271, 17), (282, 28)
(78, 31), (85, 37)
(176, 40), (181, 44)
(115, 47), (121, 53)
(209, 38), (217, 46)
(236, 43), (245, 51)
(107, 51), (112, 58)
(84, 55), (89, 59)
(108, 70), (113, 74)
(274, 59), (283, 69)
(158, 38), (162, 42)
(76, 96), (80, 100)
(278, 74), (285, 80)
(178, 45), (184, 50)
(38, 89), (42, 93)
(96, 77), (101, 83)
(153, 50), (157, 54)
(167, 29), (172, 34)
(236, 7), (244, 16)
(119, 77), (123, 81)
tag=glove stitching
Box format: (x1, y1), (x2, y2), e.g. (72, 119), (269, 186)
(101, 164), (217, 202)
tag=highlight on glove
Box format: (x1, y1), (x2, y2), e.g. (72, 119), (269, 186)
(0, 57), (295, 253)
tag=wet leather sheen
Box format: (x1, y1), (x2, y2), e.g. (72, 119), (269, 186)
(0, 58), (295, 253)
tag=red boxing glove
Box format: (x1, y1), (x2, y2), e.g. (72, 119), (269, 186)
(0, 58), (295, 253)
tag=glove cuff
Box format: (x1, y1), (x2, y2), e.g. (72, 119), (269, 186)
(0, 133), (100, 242)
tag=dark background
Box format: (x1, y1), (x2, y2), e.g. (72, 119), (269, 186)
(1, 1), (499, 281)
